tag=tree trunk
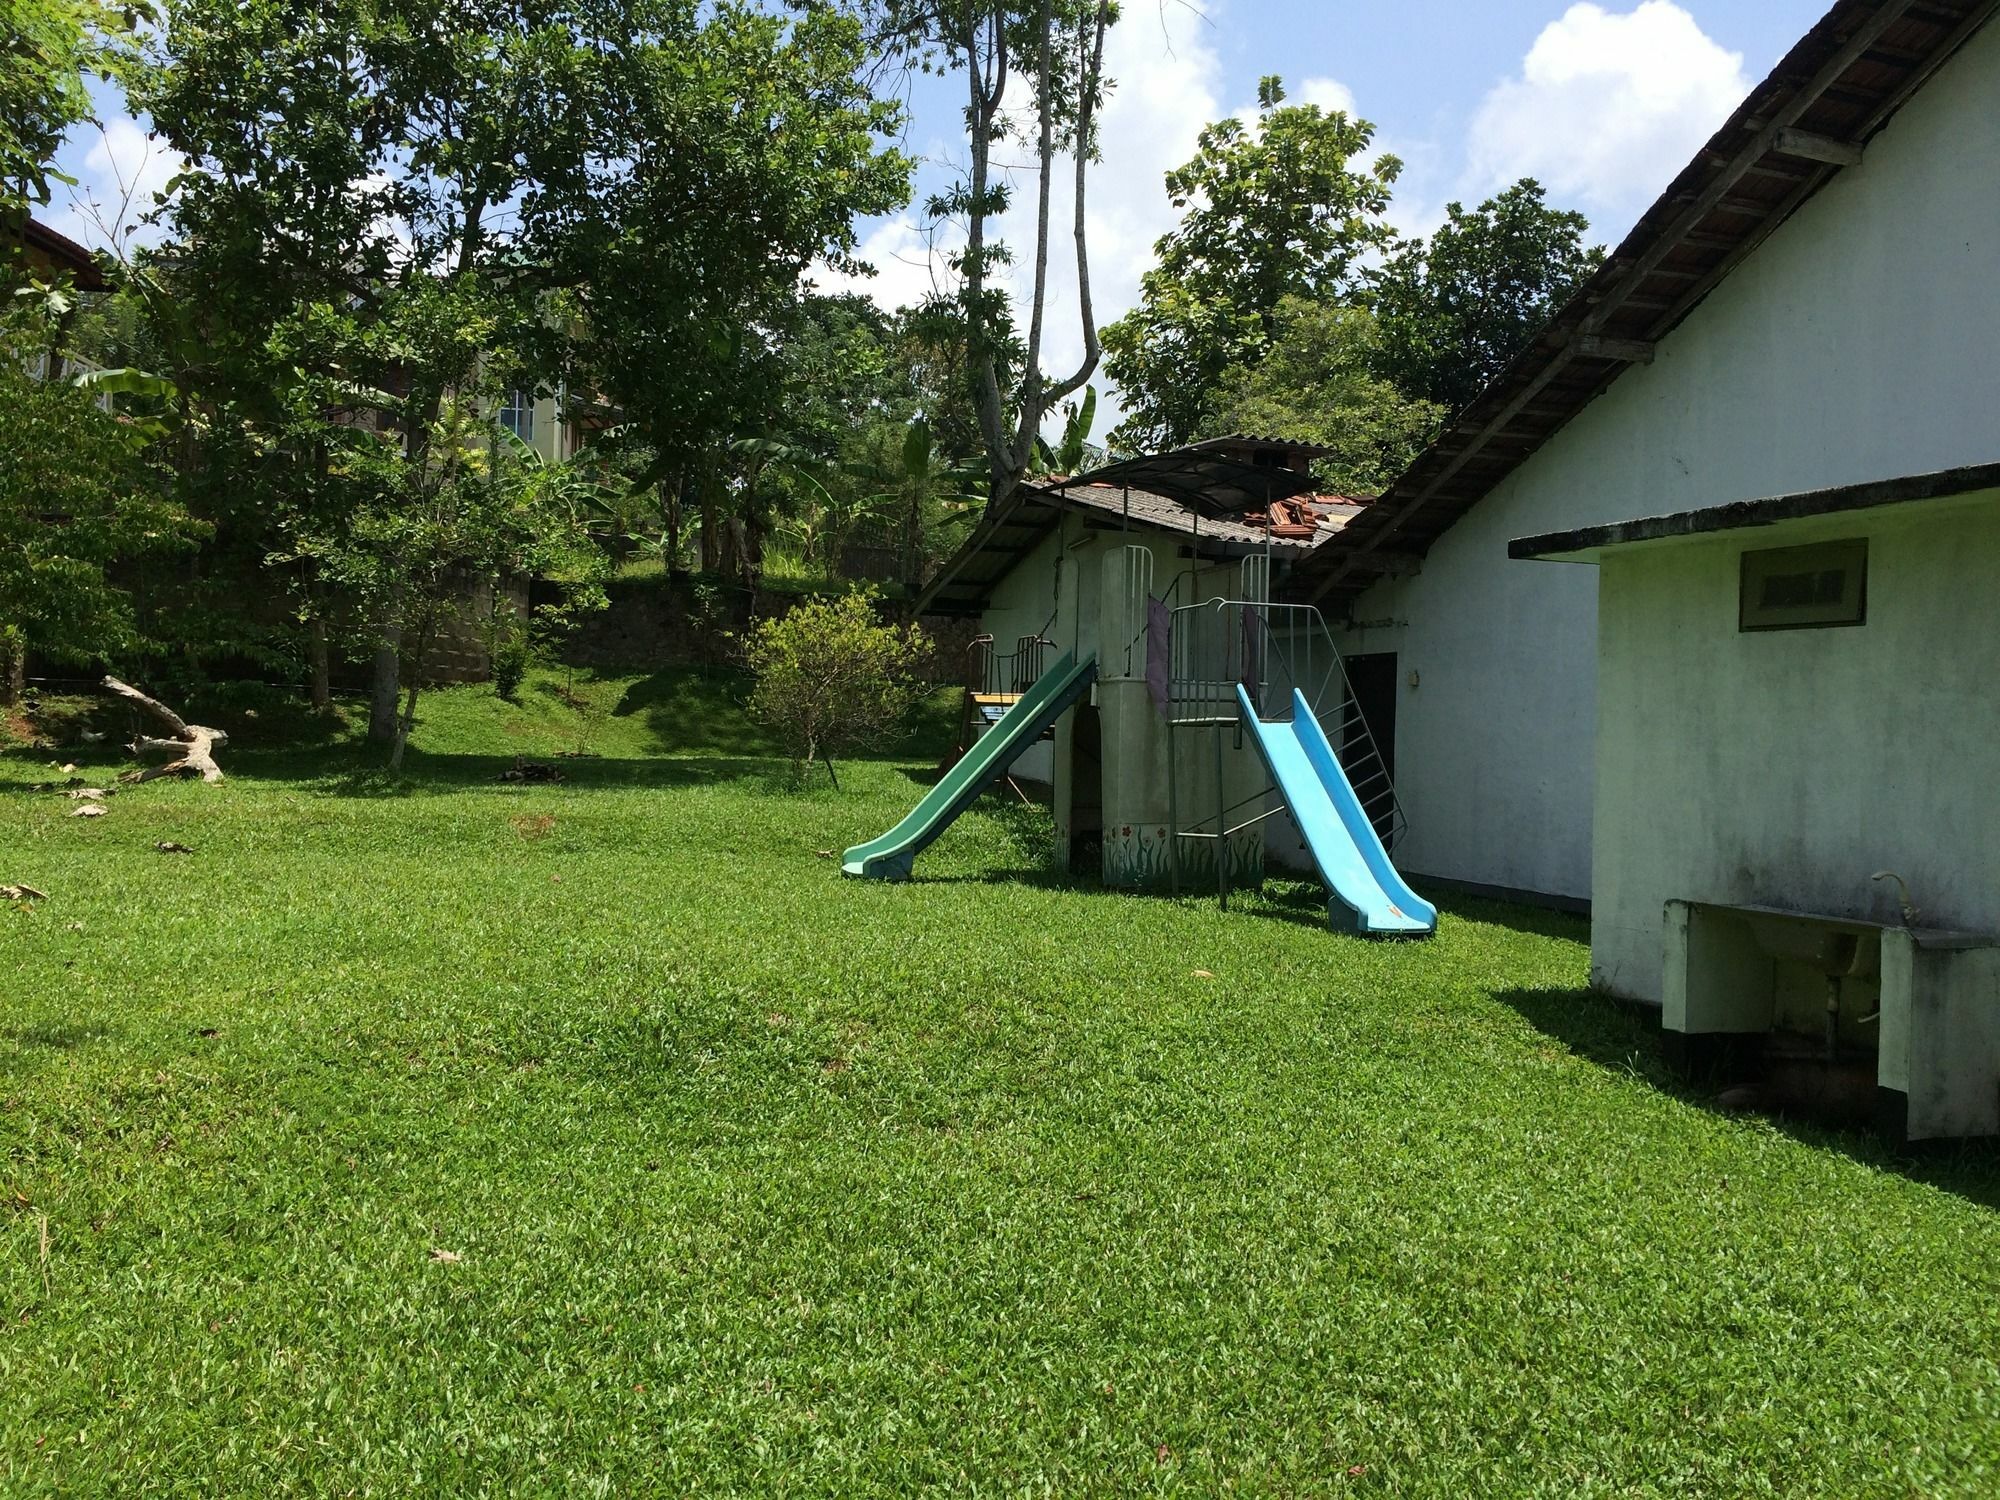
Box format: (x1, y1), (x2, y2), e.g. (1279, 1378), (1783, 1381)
(389, 676), (420, 772)
(372, 187), (488, 745)
(102, 676), (228, 784)
(904, 487), (924, 593)
(1, 627), (23, 708)
(387, 624), (432, 772)
(961, 1), (1109, 510)
(304, 452), (333, 715)
(307, 614), (332, 714)
(739, 512), (764, 588)
(663, 475), (684, 574)
(721, 515), (745, 586)
(699, 502), (722, 574)
(368, 625), (402, 742)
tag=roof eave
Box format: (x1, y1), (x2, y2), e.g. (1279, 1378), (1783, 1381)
(1289, 0), (2000, 608)
(1510, 458), (2000, 562)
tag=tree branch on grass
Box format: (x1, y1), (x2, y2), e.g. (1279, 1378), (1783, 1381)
(102, 676), (228, 784)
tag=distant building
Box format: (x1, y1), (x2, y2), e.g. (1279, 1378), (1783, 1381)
(2, 214), (107, 292)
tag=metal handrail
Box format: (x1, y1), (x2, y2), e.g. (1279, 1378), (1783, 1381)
(1166, 596), (1407, 850)
(965, 632), (1056, 697)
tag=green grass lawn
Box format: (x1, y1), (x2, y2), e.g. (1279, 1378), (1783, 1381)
(3, 669), (1998, 1494)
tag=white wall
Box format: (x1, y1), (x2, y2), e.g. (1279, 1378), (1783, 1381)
(979, 521), (1242, 674)
(1337, 17), (2000, 903)
(1589, 492), (2000, 1001)
(977, 522), (1256, 787)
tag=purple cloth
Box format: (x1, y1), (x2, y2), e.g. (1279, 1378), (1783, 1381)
(1145, 598), (1171, 717)
(1240, 605), (1263, 702)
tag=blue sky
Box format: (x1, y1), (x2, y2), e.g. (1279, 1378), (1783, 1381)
(814, 0), (1832, 414)
(49, 1), (1835, 420)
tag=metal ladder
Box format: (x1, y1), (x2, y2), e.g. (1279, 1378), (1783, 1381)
(1164, 597), (1407, 905)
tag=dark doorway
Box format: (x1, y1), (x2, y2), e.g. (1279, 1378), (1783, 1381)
(1338, 652), (1398, 844)
(1067, 704), (1104, 874)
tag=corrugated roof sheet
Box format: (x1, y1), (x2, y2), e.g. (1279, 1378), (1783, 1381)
(1067, 448), (1322, 516)
(916, 479), (1362, 617)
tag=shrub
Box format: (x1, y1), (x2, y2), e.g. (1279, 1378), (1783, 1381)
(744, 590), (928, 784)
(489, 618), (531, 700)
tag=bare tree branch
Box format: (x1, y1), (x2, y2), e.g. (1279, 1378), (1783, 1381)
(102, 677), (228, 784)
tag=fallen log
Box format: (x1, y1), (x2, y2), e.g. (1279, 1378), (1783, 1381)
(102, 677), (228, 784)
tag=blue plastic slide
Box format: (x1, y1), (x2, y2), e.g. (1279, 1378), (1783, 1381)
(843, 651), (1098, 880)
(1235, 685), (1438, 937)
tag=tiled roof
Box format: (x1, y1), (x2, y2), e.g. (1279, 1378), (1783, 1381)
(916, 477), (1368, 617)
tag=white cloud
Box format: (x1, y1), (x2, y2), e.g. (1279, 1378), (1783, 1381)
(1296, 77), (1358, 117)
(811, 214), (962, 311)
(1465, 1), (1749, 233)
(45, 114), (185, 257)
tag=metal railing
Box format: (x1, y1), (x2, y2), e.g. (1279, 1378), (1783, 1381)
(965, 632), (1055, 697)
(1166, 597), (1406, 862)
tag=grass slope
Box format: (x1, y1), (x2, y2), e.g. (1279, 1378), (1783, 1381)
(2, 671), (1997, 1494)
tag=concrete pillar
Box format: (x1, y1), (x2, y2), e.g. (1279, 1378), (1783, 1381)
(1097, 547), (1171, 886)
(1096, 546), (1265, 891)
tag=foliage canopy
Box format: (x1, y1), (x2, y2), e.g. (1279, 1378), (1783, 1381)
(1103, 77), (1400, 452)
(745, 588), (929, 780)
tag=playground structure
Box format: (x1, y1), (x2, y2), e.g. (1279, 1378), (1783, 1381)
(846, 542), (1436, 937)
(937, 632), (1056, 783)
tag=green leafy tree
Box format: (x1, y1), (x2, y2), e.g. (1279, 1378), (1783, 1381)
(1368, 179), (1603, 414)
(744, 589), (929, 785)
(866, 0), (1114, 506)
(0, 293), (198, 701)
(558, 5), (910, 578)
(745, 294), (997, 590)
(140, 0), (541, 738)
(1033, 384), (1097, 476)
(140, 0), (902, 741)
(296, 401), (606, 771)
(1199, 298), (1443, 496)
(1103, 76), (1400, 452)
(0, 0), (140, 216)
(719, 292), (907, 585)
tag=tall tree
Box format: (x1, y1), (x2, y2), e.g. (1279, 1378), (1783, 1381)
(1198, 297), (1442, 497)
(869, 0), (1114, 507)
(0, 0), (137, 217)
(0, 294), (198, 702)
(1367, 178), (1603, 414)
(140, 0), (906, 744)
(562, 2), (909, 582)
(1102, 76), (1399, 452)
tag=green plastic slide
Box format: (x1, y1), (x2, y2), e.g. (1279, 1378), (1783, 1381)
(842, 651), (1097, 880)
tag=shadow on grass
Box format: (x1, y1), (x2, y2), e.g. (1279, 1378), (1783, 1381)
(2, 1021), (114, 1052)
(229, 744), (796, 798)
(610, 666), (957, 764)
(0, 1021), (117, 1082)
(901, 808), (1553, 940)
(609, 667), (784, 759)
(1430, 890), (1591, 943)
(1497, 983), (2000, 1211)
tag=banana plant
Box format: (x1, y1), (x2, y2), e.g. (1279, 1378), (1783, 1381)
(848, 416), (989, 589)
(1032, 384), (1099, 478)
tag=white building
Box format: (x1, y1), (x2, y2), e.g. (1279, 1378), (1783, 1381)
(1283, 0), (2000, 914)
(1511, 465), (2000, 1138)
